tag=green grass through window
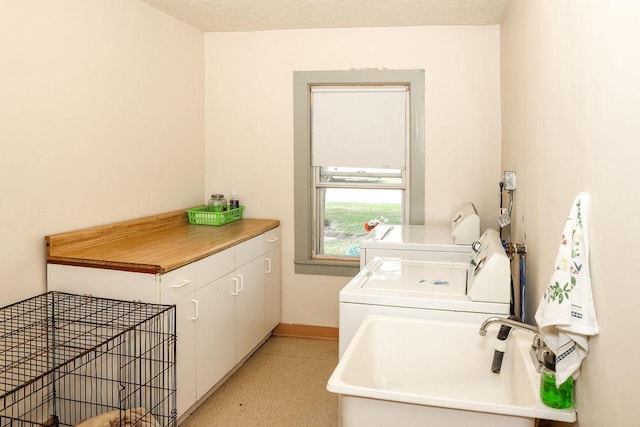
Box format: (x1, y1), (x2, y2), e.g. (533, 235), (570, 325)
(323, 201), (402, 256)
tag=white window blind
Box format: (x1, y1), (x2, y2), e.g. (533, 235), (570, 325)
(311, 86), (408, 169)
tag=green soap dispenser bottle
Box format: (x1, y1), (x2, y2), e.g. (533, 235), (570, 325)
(540, 351), (574, 409)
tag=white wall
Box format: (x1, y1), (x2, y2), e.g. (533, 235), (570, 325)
(0, 1), (205, 306)
(205, 26), (502, 327)
(501, 2), (640, 425)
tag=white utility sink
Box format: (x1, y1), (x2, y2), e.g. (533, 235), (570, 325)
(327, 315), (576, 427)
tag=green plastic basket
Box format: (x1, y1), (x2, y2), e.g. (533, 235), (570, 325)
(187, 206), (244, 226)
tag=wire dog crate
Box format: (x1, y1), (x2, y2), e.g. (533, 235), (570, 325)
(0, 291), (176, 427)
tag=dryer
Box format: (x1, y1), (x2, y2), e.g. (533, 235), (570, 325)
(339, 228), (511, 358)
(359, 203), (480, 268)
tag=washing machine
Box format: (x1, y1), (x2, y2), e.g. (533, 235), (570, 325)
(339, 228), (511, 358)
(359, 203), (480, 268)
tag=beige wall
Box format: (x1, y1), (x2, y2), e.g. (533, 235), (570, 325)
(0, 1), (205, 306)
(2, 2), (634, 423)
(205, 26), (502, 327)
(501, 2), (640, 425)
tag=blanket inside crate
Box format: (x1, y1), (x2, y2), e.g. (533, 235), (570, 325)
(73, 408), (160, 427)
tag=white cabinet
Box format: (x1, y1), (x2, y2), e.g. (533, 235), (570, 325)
(233, 255), (266, 361)
(159, 267), (198, 416)
(192, 246), (236, 399)
(194, 271), (235, 398)
(46, 263), (199, 417)
(46, 226), (280, 420)
(264, 246), (281, 336)
(262, 228), (281, 336)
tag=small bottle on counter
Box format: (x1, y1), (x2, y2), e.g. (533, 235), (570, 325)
(229, 190), (240, 210)
(540, 351), (574, 409)
(207, 194), (227, 212)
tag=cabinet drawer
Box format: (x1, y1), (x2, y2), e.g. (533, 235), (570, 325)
(47, 264), (156, 302)
(263, 227), (280, 252)
(236, 235), (264, 267)
(195, 247), (235, 288)
(160, 264), (196, 304)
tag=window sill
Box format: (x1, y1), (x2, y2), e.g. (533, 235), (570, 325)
(294, 258), (359, 277)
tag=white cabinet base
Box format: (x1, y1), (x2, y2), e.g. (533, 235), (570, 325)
(47, 227), (280, 421)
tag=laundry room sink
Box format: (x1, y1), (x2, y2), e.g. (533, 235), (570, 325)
(327, 315), (576, 427)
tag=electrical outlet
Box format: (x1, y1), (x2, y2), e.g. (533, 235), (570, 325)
(503, 171), (516, 190)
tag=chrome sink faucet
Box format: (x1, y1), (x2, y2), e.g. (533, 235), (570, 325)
(479, 316), (548, 373)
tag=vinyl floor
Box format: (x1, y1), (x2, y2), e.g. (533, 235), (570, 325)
(179, 336), (339, 427)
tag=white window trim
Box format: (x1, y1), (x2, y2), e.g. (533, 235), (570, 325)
(293, 69), (425, 277)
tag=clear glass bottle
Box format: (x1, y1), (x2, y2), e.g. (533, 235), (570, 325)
(540, 351), (574, 409)
(207, 194), (227, 212)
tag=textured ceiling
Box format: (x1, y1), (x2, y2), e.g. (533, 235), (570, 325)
(141, 0), (510, 32)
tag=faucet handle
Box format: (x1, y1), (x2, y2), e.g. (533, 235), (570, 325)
(531, 334), (545, 350)
(529, 346), (546, 373)
(528, 336), (551, 372)
(539, 347), (554, 365)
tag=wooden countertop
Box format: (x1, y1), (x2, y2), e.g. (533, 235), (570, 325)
(45, 208), (280, 274)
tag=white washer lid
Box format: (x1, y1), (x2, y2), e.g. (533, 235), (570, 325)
(340, 258), (510, 314)
(361, 225), (470, 252)
(361, 258), (467, 296)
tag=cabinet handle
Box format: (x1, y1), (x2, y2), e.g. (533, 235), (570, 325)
(268, 237), (279, 243)
(190, 299), (199, 320)
(237, 274), (244, 293)
(172, 279), (190, 289)
(265, 257), (272, 274)
(232, 277), (240, 296)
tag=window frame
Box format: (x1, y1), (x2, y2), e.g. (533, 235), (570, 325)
(293, 69), (425, 277)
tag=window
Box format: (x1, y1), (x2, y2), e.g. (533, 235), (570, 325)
(315, 167), (404, 258)
(312, 86), (407, 259)
(294, 70), (425, 276)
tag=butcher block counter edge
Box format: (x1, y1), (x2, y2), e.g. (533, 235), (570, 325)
(45, 208), (280, 274)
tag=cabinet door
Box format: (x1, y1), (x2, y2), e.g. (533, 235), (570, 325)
(263, 247), (281, 335)
(159, 267), (197, 418)
(165, 289), (197, 417)
(195, 272), (236, 398)
(234, 256), (265, 362)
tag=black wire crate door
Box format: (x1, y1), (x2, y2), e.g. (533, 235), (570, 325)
(0, 291), (176, 427)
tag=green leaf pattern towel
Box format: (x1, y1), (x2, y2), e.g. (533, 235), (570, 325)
(535, 192), (599, 386)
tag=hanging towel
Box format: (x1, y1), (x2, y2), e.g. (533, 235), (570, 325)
(535, 192), (599, 385)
